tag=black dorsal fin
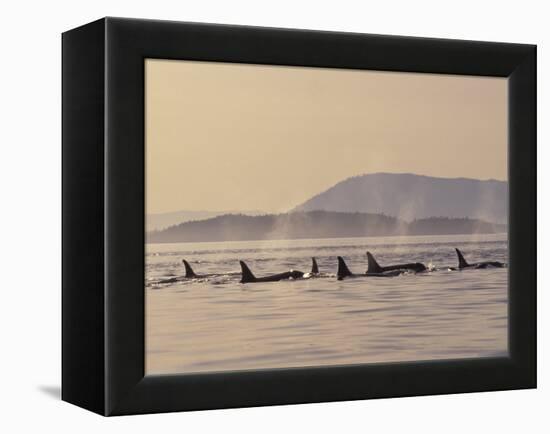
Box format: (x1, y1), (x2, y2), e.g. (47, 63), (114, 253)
(239, 261), (256, 283)
(455, 248), (469, 268)
(311, 257), (319, 274)
(366, 251), (383, 273)
(337, 256), (353, 279)
(182, 259), (197, 278)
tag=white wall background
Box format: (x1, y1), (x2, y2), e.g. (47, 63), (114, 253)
(0, 0), (546, 431)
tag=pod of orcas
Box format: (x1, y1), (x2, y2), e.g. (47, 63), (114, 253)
(178, 248), (506, 284)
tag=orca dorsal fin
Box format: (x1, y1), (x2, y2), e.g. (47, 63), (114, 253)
(455, 248), (469, 268)
(311, 257), (319, 274)
(337, 256), (353, 279)
(366, 251), (383, 273)
(239, 261), (256, 283)
(182, 259), (197, 278)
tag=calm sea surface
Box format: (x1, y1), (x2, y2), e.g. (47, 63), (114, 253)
(146, 233), (508, 375)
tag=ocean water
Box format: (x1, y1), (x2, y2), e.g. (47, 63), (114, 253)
(146, 233), (508, 375)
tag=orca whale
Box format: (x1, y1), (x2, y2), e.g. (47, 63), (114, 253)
(152, 259), (222, 285)
(454, 248), (506, 270)
(182, 259), (219, 278)
(366, 251), (426, 274)
(311, 257), (319, 275)
(240, 257), (319, 283)
(337, 256), (401, 280)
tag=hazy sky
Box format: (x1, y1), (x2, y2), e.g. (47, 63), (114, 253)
(146, 59), (507, 214)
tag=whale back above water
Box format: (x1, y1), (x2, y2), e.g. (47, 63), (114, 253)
(311, 257), (319, 275)
(366, 252), (383, 274)
(182, 259), (198, 278)
(239, 260), (258, 283)
(337, 256), (354, 280)
(366, 251), (426, 274)
(339, 255), (413, 279)
(454, 248), (506, 269)
(240, 258), (319, 283)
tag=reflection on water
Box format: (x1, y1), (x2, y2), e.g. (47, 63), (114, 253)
(146, 233), (508, 375)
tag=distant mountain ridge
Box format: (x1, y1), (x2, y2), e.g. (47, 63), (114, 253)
(146, 209), (263, 231)
(293, 173), (507, 224)
(147, 211), (506, 244)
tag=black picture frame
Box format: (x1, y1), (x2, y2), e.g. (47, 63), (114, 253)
(62, 17), (536, 416)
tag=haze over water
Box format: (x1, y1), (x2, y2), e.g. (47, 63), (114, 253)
(146, 233), (508, 375)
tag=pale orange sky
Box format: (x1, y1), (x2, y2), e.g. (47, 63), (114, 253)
(146, 59), (507, 214)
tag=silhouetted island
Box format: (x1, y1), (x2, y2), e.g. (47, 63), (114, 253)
(146, 211), (506, 243)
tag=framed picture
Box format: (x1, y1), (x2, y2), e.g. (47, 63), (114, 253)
(62, 17), (536, 416)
